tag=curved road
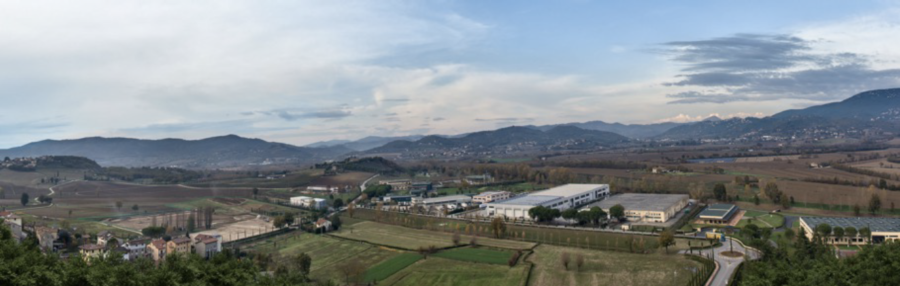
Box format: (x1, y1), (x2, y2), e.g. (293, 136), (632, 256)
(682, 237), (760, 286)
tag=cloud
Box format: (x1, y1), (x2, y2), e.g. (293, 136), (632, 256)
(662, 33), (900, 104)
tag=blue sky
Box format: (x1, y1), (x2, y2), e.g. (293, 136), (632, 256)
(1, 0), (900, 148)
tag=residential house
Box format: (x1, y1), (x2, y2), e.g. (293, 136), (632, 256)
(167, 237), (192, 256)
(289, 196), (329, 210)
(34, 226), (59, 252)
(148, 239), (167, 263)
(0, 211), (25, 243)
(193, 234), (222, 259)
(122, 238), (150, 261)
(79, 244), (106, 262)
(315, 218), (332, 232)
(97, 230), (115, 246)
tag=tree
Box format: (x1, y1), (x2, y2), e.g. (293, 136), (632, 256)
(452, 231), (461, 246)
(588, 206), (606, 226)
(845, 227), (857, 246)
(333, 198), (344, 209)
(297, 253), (312, 276)
(784, 228), (796, 241)
(854, 204), (861, 217)
(347, 203), (355, 218)
(20, 193), (29, 206)
(491, 217), (507, 238)
(744, 224), (761, 239)
(115, 201), (123, 209)
(561, 209), (580, 222)
(753, 194), (760, 206)
(561, 252), (571, 270)
(283, 212), (295, 226)
(713, 183), (727, 201)
(575, 254), (584, 271)
(780, 193), (790, 209)
(859, 227), (872, 244)
(659, 230), (676, 253)
(833, 227), (845, 245)
(869, 194), (882, 215)
(187, 213), (196, 232)
(816, 223), (832, 243)
(141, 226), (166, 237)
(609, 204), (625, 221)
(132, 204), (139, 212)
(273, 216), (287, 229)
(331, 216), (342, 230)
(252, 187), (259, 199)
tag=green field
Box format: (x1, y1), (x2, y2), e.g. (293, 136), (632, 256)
(333, 220), (537, 250)
(527, 244), (701, 286)
(432, 247), (514, 265)
(377, 257), (530, 286)
(241, 232), (400, 283)
(350, 208), (703, 253)
(363, 253), (424, 283)
(737, 213), (785, 229)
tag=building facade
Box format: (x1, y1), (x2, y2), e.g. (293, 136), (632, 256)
(486, 184), (610, 219)
(584, 193), (689, 223)
(473, 191), (513, 204)
(697, 204), (739, 225)
(799, 216), (900, 245)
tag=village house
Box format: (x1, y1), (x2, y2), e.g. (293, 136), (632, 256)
(315, 218), (332, 232)
(193, 234), (222, 259)
(167, 237), (192, 256)
(148, 239), (167, 263)
(79, 244), (106, 262)
(96, 230), (116, 246)
(34, 226), (59, 252)
(122, 238), (150, 261)
(0, 211), (25, 243)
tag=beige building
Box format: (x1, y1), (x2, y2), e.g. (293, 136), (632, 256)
(379, 179), (411, 191)
(167, 237), (192, 255)
(799, 217), (900, 245)
(148, 239), (167, 263)
(585, 193), (689, 223)
(473, 191), (513, 204)
(79, 244), (105, 262)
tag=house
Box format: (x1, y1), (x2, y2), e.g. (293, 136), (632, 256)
(167, 237), (192, 255)
(193, 234), (222, 259)
(465, 174), (493, 185)
(0, 212), (25, 243)
(148, 239), (167, 263)
(315, 218), (332, 231)
(697, 204), (740, 225)
(34, 226), (59, 252)
(289, 196), (329, 210)
(473, 191), (513, 204)
(379, 179), (411, 191)
(122, 238), (150, 261)
(97, 230), (115, 246)
(79, 244), (106, 262)
(306, 186), (340, 193)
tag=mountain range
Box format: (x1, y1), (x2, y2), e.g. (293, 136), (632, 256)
(2, 88), (899, 167)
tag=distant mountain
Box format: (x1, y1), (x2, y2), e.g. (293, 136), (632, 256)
(0, 135), (353, 168)
(532, 121), (685, 139)
(305, 135), (427, 151)
(658, 88), (900, 140)
(365, 126), (630, 159)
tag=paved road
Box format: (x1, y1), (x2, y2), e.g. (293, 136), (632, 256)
(682, 237), (759, 286)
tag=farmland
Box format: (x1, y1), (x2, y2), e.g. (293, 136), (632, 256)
(375, 257), (530, 286)
(527, 244), (701, 286)
(432, 247), (514, 265)
(362, 253), (423, 283)
(331, 220), (537, 250)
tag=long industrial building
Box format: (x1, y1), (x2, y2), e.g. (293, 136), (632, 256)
(583, 193), (689, 223)
(799, 216), (900, 245)
(485, 184), (609, 219)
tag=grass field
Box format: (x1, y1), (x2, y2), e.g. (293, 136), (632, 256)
(362, 253), (423, 283)
(432, 247), (514, 265)
(527, 244), (701, 286)
(349, 208), (704, 253)
(242, 232), (400, 283)
(332, 221), (537, 250)
(736, 211), (785, 229)
(376, 257), (530, 286)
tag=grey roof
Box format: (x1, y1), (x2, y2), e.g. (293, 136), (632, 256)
(491, 195), (561, 206)
(422, 195), (472, 204)
(699, 204), (737, 219)
(801, 217), (900, 233)
(586, 193), (688, 212)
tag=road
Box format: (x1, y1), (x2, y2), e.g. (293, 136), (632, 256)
(682, 237), (760, 286)
(359, 174), (378, 193)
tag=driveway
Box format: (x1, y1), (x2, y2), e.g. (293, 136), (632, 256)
(681, 237), (760, 286)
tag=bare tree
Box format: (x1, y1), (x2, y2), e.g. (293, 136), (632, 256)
(561, 252), (571, 270)
(452, 231), (461, 246)
(575, 254), (584, 271)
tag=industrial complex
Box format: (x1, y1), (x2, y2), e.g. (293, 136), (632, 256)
(485, 184), (610, 219)
(584, 193), (690, 223)
(799, 217), (900, 245)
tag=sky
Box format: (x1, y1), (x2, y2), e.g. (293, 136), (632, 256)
(2, 0), (900, 148)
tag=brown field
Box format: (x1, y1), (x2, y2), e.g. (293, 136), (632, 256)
(852, 159), (900, 176)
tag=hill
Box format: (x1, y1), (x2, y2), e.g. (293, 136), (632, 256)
(365, 125), (629, 159)
(532, 121), (684, 139)
(0, 135), (353, 168)
(658, 88), (900, 140)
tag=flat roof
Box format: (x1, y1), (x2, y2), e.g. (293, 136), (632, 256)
(531, 184), (607, 197)
(476, 191), (509, 196)
(422, 195), (472, 203)
(491, 195), (562, 206)
(699, 204), (737, 219)
(586, 193), (688, 212)
(801, 217), (900, 233)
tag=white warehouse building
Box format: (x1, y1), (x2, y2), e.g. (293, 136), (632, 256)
(289, 196), (329, 210)
(485, 184), (610, 219)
